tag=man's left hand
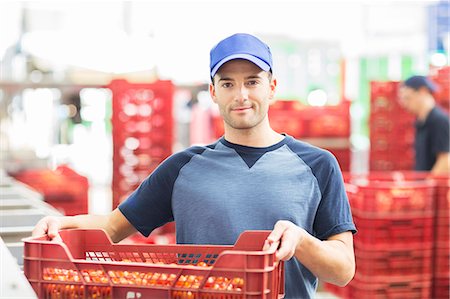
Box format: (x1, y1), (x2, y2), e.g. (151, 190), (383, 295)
(263, 220), (305, 261)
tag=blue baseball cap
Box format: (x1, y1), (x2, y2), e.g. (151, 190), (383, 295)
(210, 33), (273, 78)
(403, 75), (438, 93)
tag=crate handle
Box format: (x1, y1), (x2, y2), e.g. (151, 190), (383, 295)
(233, 230), (272, 251)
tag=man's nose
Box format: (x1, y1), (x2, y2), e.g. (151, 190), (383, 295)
(235, 85), (249, 101)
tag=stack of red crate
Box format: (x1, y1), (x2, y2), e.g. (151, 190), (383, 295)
(325, 172), (435, 298)
(370, 81), (415, 171)
(429, 66), (450, 114)
(433, 175), (449, 299)
(108, 79), (174, 209)
(271, 100), (351, 171)
(210, 100), (351, 171)
(11, 165), (89, 215)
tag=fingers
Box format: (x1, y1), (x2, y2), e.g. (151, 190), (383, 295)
(266, 220), (289, 244)
(266, 220), (303, 261)
(47, 218), (61, 239)
(32, 217), (49, 237)
(262, 239), (271, 251)
(275, 234), (296, 261)
(31, 217), (61, 240)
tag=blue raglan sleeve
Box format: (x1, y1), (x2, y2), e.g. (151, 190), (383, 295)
(118, 146), (206, 236)
(311, 150), (357, 240)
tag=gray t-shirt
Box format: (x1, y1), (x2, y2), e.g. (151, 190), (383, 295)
(119, 135), (356, 299)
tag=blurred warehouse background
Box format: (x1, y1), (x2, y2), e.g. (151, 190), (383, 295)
(0, 1), (449, 298)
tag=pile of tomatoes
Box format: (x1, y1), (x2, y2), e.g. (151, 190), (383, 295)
(43, 284), (111, 299)
(41, 263), (245, 298)
(108, 270), (177, 286)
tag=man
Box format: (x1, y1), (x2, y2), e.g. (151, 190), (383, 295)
(32, 33), (356, 298)
(399, 75), (450, 174)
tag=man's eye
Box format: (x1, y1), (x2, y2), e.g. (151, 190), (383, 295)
(247, 80), (258, 86)
(222, 82), (232, 88)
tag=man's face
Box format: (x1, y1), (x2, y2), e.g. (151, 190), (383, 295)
(398, 86), (422, 114)
(209, 59), (276, 131)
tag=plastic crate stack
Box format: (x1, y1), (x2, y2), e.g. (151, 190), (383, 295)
(429, 66), (450, 114)
(326, 172), (435, 298)
(10, 166), (89, 216)
(370, 81), (415, 171)
(108, 79), (174, 209)
(210, 100), (351, 171)
(433, 175), (450, 299)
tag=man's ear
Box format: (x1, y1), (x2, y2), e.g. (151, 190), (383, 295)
(209, 83), (217, 103)
(268, 78), (277, 104)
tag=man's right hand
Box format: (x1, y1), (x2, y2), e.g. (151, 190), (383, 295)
(32, 216), (63, 240)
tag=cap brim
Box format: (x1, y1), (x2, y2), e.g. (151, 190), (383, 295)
(210, 53), (271, 77)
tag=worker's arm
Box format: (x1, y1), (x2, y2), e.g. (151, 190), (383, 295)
(32, 208), (137, 243)
(265, 220), (355, 287)
(431, 152), (450, 174)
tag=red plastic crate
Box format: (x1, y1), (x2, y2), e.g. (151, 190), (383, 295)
(323, 281), (348, 298)
(435, 176), (450, 214)
(123, 232), (177, 245)
(108, 79), (174, 209)
(370, 147), (415, 161)
(346, 275), (431, 299)
(11, 166), (89, 216)
(370, 132), (414, 151)
(433, 274), (450, 299)
(302, 102), (350, 138)
(347, 180), (435, 215)
(268, 111), (305, 138)
(370, 95), (403, 114)
(435, 219), (449, 245)
(369, 115), (414, 135)
(23, 229), (284, 299)
(326, 148), (350, 172)
(434, 247), (450, 277)
(352, 215), (434, 246)
(370, 81), (400, 94)
(354, 245), (433, 278)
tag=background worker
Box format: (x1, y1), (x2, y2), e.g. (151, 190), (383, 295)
(33, 33), (356, 299)
(399, 75), (450, 174)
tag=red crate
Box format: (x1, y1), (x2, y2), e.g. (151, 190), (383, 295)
(268, 111), (305, 138)
(434, 247), (450, 276)
(370, 95), (402, 114)
(211, 114), (225, 139)
(347, 179), (435, 215)
(326, 148), (350, 172)
(433, 274), (450, 299)
(302, 102), (350, 138)
(369, 114), (414, 132)
(369, 160), (414, 171)
(269, 100), (305, 111)
(352, 215), (434, 246)
(123, 232), (177, 245)
(435, 176), (450, 214)
(370, 133), (414, 151)
(436, 219), (449, 244)
(108, 79), (174, 209)
(369, 119), (413, 136)
(346, 275), (431, 299)
(370, 81), (400, 98)
(370, 147), (415, 161)
(354, 245), (433, 278)
(11, 166), (89, 215)
(23, 229), (284, 299)
(323, 281), (348, 298)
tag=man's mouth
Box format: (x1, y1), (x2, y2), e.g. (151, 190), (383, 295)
(232, 107), (252, 112)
